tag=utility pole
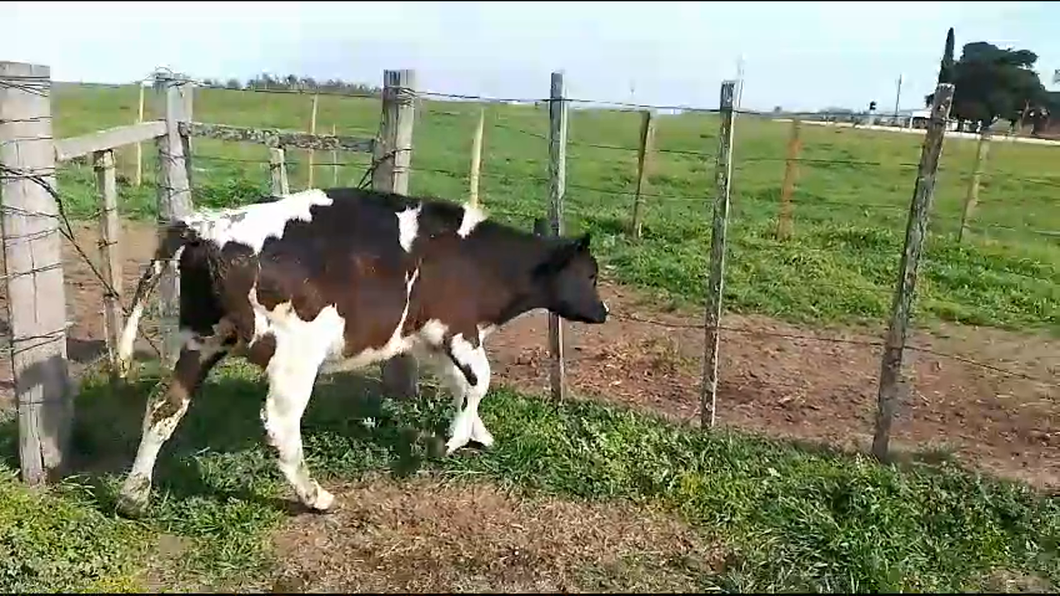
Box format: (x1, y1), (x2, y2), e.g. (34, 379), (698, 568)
(735, 54), (746, 107)
(893, 74), (903, 125)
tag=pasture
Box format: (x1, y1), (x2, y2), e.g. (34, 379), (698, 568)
(0, 81), (1057, 592)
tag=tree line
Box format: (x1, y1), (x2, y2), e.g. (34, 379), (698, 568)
(198, 73), (381, 97)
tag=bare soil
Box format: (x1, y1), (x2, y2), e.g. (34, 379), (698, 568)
(265, 475), (721, 593)
(0, 219), (1056, 493)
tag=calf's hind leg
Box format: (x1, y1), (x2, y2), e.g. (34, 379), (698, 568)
(116, 332), (229, 518)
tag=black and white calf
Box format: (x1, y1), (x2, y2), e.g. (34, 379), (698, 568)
(114, 187), (608, 517)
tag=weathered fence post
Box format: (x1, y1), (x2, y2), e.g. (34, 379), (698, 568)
(468, 107), (485, 206)
(331, 124), (339, 186)
(0, 61), (74, 484)
(154, 73), (195, 366)
(630, 109), (656, 239)
(181, 84), (194, 186)
(958, 130), (990, 243)
(307, 93), (319, 188)
(269, 147), (290, 195)
(94, 149), (123, 375)
(135, 82), (145, 186)
(548, 71), (569, 401)
(701, 80), (737, 429)
(372, 69), (419, 399)
(872, 83), (954, 462)
(775, 118), (802, 240)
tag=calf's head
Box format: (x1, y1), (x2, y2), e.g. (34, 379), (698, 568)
(531, 218), (609, 324)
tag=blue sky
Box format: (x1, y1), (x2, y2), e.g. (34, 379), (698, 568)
(3, 1), (1058, 113)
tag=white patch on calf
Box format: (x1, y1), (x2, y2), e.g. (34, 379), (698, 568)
(443, 332), (493, 454)
(457, 203), (488, 238)
(117, 300), (146, 367)
(179, 189), (334, 254)
(117, 260), (164, 370)
(177, 328), (203, 352)
(396, 204), (422, 253)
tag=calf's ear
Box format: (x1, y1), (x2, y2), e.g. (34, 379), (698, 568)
(532, 217), (550, 237)
(533, 236), (582, 278)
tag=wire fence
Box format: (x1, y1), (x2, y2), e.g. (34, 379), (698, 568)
(1, 68), (1058, 485)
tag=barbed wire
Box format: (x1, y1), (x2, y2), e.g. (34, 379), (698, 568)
(4, 73), (1055, 402)
(0, 163), (165, 360)
(180, 152), (1058, 241)
(0, 157), (1051, 403)
(435, 114), (1059, 192)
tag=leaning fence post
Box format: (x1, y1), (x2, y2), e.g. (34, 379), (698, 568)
(94, 149), (123, 376)
(372, 69), (419, 399)
(701, 80), (737, 429)
(872, 83), (954, 462)
(958, 130), (990, 243)
(154, 73), (195, 366)
(468, 107), (485, 207)
(775, 118), (802, 240)
(547, 71), (569, 401)
(134, 82), (145, 187)
(0, 61), (74, 485)
(307, 93), (319, 188)
(630, 109), (656, 239)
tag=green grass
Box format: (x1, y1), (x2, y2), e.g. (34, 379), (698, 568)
(1, 364), (1057, 592)
(50, 82), (1059, 335)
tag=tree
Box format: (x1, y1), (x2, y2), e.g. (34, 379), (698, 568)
(926, 38), (1047, 130)
(937, 28), (955, 85)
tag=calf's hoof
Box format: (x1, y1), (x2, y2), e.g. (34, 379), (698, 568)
(302, 486), (337, 514)
(471, 418), (495, 448)
(115, 490), (150, 519)
(115, 475), (151, 519)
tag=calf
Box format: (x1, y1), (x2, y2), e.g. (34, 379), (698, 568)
(114, 187), (608, 517)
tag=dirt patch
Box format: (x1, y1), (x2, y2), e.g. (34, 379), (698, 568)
(266, 476), (722, 592)
(0, 219), (1056, 490)
(982, 568), (1055, 593)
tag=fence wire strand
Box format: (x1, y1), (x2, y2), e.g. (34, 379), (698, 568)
(1, 72), (1056, 410)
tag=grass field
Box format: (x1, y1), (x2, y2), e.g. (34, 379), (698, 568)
(0, 81), (1057, 592)
(2, 362), (1059, 592)
(52, 82), (1060, 334)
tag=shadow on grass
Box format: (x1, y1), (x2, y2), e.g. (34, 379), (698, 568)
(0, 363), (454, 517)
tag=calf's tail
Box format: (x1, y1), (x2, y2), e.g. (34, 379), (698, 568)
(116, 222), (198, 378)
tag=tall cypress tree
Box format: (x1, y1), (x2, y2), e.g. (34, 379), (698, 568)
(938, 28), (955, 85)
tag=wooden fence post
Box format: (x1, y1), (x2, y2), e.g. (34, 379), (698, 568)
(181, 84), (194, 186)
(331, 123), (339, 186)
(372, 69), (419, 399)
(307, 93), (319, 188)
(958, 130), (990, 243)
(775, 118), (802, 240)
(872, 83), (954, 462)
(154, 73), (195, 366)
(701, 80), (737, 429)
(468, 107), (485, 206)
(135, 82), (145, 187)
(94, 149), (123, 375)
(548, 71), (569, 401)
(630, 109), (656, 239)
(0, 61), (74, 484)
(269, 147), (290, 195)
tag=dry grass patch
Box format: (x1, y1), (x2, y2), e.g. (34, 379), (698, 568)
(268, 475), (724, 592)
